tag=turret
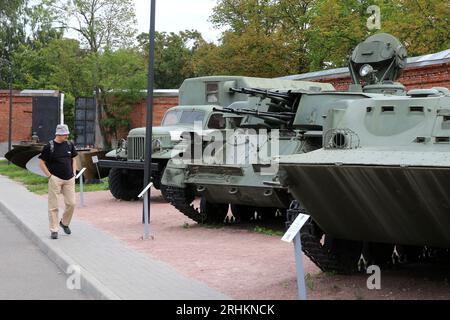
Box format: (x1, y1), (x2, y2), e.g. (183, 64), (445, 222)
(348, 33), (407, 94)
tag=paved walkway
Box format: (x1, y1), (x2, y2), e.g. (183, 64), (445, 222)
(0, 211), (89, 300)
(0, 175), (230, 300)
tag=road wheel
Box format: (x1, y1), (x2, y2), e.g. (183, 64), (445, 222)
(200, 197), (229, 224)
(108, 168), (143, 201)
(231, 204), (256, 222)
(362, 242), (394, 267)
(256, 207), (280, 221)
(396, 245), (424, 263)
(324, 236), (363, 274)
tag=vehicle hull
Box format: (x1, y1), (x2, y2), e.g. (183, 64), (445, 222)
(281, 163), (450, 247)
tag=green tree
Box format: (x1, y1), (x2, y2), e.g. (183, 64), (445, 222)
(192, 27), (297, 77)
(305, 0), (369, 70)
(84, 48), (147, 145)
(12, 38), (88, 92)
(12, 37), (92, 132)
(0, 0), (27, 87)
(138, 30), (204, 89)
(44, 0), (138, 148)
(46, 0), (137, 52)
(209, 0), (449, 75)
(380, 0), (449, 57)
(1, 0), (63, 87)
(201, 0), (316, 77)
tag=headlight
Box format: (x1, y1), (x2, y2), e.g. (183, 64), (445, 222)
(359, 64), (374, 77)
(152, 138), (162, 152)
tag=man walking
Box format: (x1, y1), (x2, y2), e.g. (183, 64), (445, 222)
(39, 124), (78, 239)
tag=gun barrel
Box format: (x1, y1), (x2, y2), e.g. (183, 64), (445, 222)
(213, 107), (295, 122)
(230, 87), (292, 100)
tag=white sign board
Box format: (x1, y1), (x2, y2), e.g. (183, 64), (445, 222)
(92, 156), (99, 164)
(281, 213), (310, 243)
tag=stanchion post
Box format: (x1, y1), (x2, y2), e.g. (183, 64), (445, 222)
(139, 182), (153, 240)
(294, 232), (307, 300)
(76, 168), (87, 207)
(282, 207), (310, 300)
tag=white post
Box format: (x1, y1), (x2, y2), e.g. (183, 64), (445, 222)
(281, 212), (311, 300)
(138, 182), (153, 240)
(294, 232), (307, 300)
(60, 92), (65, 124)
(76, 168), (87, 207)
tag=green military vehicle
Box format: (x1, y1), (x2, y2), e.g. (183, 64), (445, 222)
(160, 79), (335, 224)
(278, 33), (450, 273)
(100, 75), (317, 200)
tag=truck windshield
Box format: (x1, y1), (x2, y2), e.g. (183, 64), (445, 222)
(162, 110), (205, 126)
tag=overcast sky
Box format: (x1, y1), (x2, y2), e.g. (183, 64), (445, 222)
(134, 0), (225, 43)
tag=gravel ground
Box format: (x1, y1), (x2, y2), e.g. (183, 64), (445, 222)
(58, 190), (450, 300)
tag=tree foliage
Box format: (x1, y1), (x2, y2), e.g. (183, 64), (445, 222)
(87, 48), (147, 144)
(206, 0), (450, 75)
(138, 30), (204, 89)
(46, 0), (137, 52)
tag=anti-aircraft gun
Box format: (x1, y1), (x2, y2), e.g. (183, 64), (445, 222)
(278, 33), (450, 274)
(213, 87), (305, 129)
(160, 80), (335, 224)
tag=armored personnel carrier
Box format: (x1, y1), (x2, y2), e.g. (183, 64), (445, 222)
(100, 76), (317, 201)
(160, 79), (336, 224)
(278, 33), (450, 273)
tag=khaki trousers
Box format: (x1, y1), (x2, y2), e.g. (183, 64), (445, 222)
(48, 175), (76, 232)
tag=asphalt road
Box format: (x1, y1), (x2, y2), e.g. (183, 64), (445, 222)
(0, 211), (89, 300)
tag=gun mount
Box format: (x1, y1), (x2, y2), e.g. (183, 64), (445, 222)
(213, 107), (296, 127)
(229, 87), (303, 113)
(349, 33), (407, 94)
(214, 87), (305, 128)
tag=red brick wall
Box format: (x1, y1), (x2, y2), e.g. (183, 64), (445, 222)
(0, 92), (33, 143)
(310, 62), (450, 91)
(129, 96), (179, 128)
(115, 95), (179, 139)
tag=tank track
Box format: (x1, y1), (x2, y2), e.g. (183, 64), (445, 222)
(288, 202), (360, 274)
(300, 219), (356, 274)
(160, 185), (207, 223)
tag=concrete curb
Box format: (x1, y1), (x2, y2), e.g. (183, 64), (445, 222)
(0, 200), (120, 300)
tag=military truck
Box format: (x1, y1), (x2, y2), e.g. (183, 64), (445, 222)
(99, 75), (319, 200)
(160, 79), (336, 224)
(278, 33), (450, 274)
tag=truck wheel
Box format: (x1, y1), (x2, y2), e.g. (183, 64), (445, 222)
(108, 168), (143, 201)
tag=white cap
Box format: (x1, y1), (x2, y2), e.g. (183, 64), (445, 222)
(55, 124), (70, 135)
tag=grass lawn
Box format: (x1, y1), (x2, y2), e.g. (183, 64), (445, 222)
(0, 160), (109, 195)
